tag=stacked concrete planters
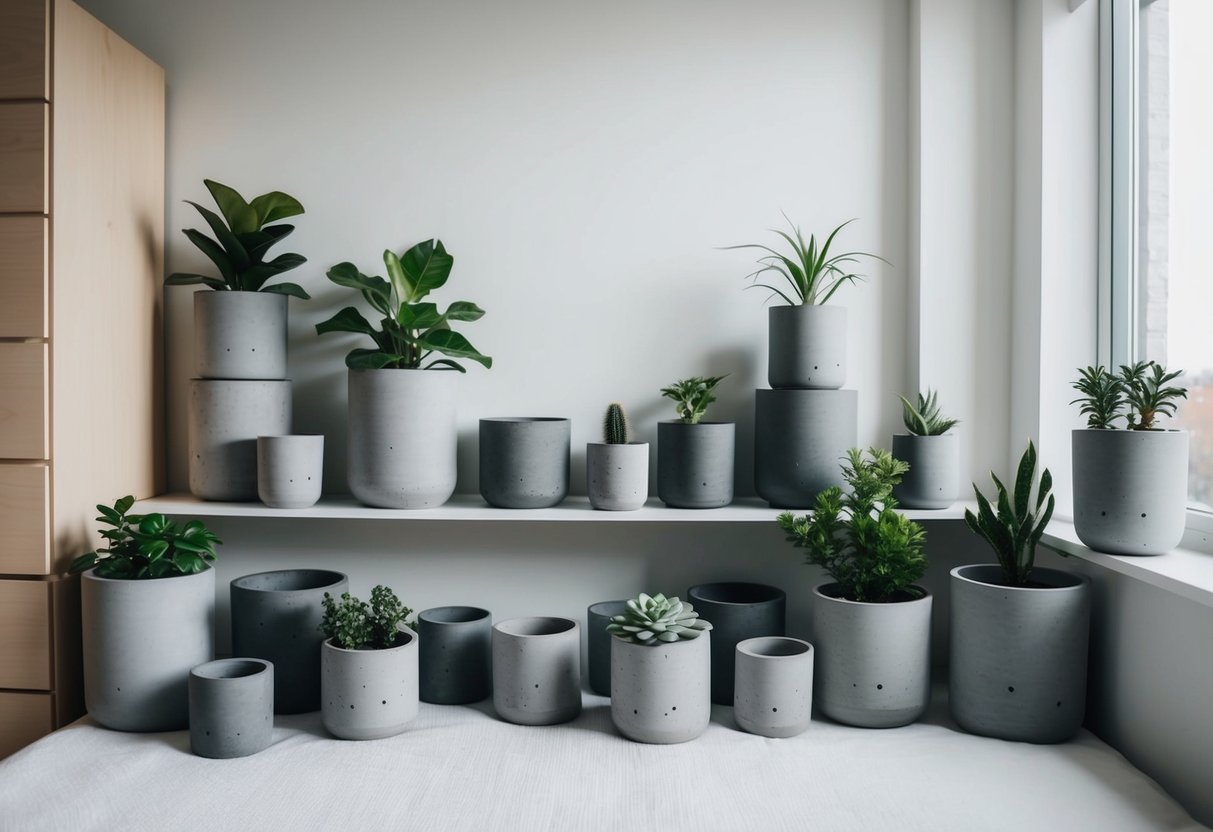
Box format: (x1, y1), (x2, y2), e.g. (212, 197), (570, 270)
(479, 418), (570, 508)
(657, 421), (735, 508)
(321, 627), (419, 740)
(734, 636), (815, 738)
(194, 291), (287, 380)
(188, 658), (274, 759)
(767, 305), (846, 389)
(587, 600), (629, 696)
(687, 582), (786, 705)
(891, 433), (958, 509)
(417, 606), (492, 705)
(610, 633), (711, 744)
(492, 617), (581, 725)
(586, 442), (649, 511)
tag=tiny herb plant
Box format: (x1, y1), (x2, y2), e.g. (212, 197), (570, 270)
(1070, 361), (1187, 430)
(898, 389), (959, 436)
(68, 496), (221, 579)
(964, 441), (1055, 586)
(603, 402), (630, 444)
(606, 593), (711, 644)
(321, 586), (413, 651)
(660, 375), (728, 425)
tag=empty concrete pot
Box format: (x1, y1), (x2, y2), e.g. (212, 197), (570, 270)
(418, 606), (492, 705)
(587, 600), (629, 696)
(610, 633), (711, 744)
(321, 627), (419, 740)
(479, 417), (570, 508)
(767, 304), (846, 389)
(734, 636), (814, 738)
(189, 658), (274, 759)
(586, 443), (649, 511)
(687, 582), (786, 705)
(257, 434), (324, 509)
(189, 379), (292, 501)
(492, 617), (581, 725)
(657, 421), (735, 509)
(755, 388), (857, 509)
(194, 290), (288, 380)
(891, 433), (959, 510)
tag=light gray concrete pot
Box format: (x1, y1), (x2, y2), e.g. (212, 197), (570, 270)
(1072, 428), (1189, 555)
(687, 582), (786, 706)
(82, 567), (215, 732)
(188, 658), (274, 759)
(418, 606), (492, 705)
(194, 290), (288, 380)
(891, 433), (959, 510)
(189, 379), (292, 501)
(257, 434), (324, 509)
(321, 627), (419, 740)
(657, 421), (735, 509)
(230, 569), (348, 714)
(610, 633), (711, 744)
(755, 388), (857, 509)
(586, 442), (649, 511)
(767, 304), (846, 389)
(734, 636), (814, 738)
(479, 417), (570, 509)
(492, 617), (581, 725)
(348, 369), (457, 509)
(949, 564), (1090, 744)
(586, 600), (628, 696)
(812, 582), (932, 728)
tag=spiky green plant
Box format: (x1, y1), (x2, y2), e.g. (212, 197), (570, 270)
(606, 592), (711, 644)
(1070, 366), (1124, 429)
(660, 375), (728, 425)
(68, 496), (221, 579)
(898, 389), (959, 436)
(321, 585), (413, 651)
(964, 441), (1055, 586)
(1070, 362), (1187, 430)
(603, 402), (630, 444)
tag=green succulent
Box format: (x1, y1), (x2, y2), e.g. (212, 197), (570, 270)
(321, 585), (414, 651)
(606, 592), (711, 645)
(660, 375), (728, 425)
(68, 496), (221, 579)
(898, 389), (959, 436)
(964, 441), (1054, 586)
(603, 402), (630, 444)
(1070, 361), (1187, 430)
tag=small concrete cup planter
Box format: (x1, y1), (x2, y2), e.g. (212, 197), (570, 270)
(189, 379), (292, 501)
(194, 290), (288, 380)
(755, 388), (857, 508)
(189, 658), (274, 759)
(492, 617), (581, 726)
(586, 443), (649, 511)
(734, 637), (814, 738)
(657, 421), (735, 509)
(687, 582), (786, 705)
(417, 606), (492, 705)
(767, 304), (847, 389)
(479, 417), (571, 509)
(891, 433), (959, 510)
(257, 434), (324, 509)
(586, 600), (629, 696)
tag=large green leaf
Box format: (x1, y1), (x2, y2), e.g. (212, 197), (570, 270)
(261, 282), (311, 299)
(204, 179), (258, 235)
(165, 273), (228, 290)
(384, 248), (414, 304)
(316, 306), (379, 338)
(241, 252), (307, 291)
(250, 191), (304, 226)
(183, 229), (238, 287)
(326, 262), (391, 313)
(398, 302), (444, 331)
(185, 201), (249, 271)
(444, 301), (485, 322)
(400, 239), (453, 299)
(346, 349), (402, 370)
(240, 224), (294, 263)
(417, 329), (491, 368)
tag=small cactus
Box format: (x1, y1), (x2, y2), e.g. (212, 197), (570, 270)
(603, 402), (629, 444)
(606, 592), (712, 644)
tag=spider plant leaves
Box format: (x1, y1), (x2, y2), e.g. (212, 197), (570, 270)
(249, 191), (305, 226)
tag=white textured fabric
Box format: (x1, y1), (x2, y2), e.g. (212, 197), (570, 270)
(0, 693), (1204, 832)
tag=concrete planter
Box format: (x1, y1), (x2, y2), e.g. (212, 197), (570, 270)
(82, 567), (215, 732)
(610, 634), (711, 744)
(418, 606), (492, 705)
(257, 434), (324, 509)
(734, 636), (814, 738)
(657, 421), (735, 509)
(479, 417), (570, 508)
(687, 582), (786, 705)
(347, 369), (457, 509)
(812, 582), (931, 728)
(230, 569), (348, 714)
(949, 564), (1090, 744)
(586, 442), (649, 511)
(586, 600), (629, 696)
(189, 379), (292, 501)
(492, 617), (581, 725)
(755, 388), (857, 508)
(194, 290), (287, 380)
(1072, 428), (1189, 555)
(321, 628), (419, 740)
(188, 658), (274, 759)
(767, 304), (846, 389)
(891, 433), (959, 510)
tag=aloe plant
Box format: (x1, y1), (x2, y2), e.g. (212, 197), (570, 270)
(660, 375), (728, 425)
(321, 585), (413, 651)
(606, 592), (711, 644)
(68, 496), (221, 579)
(603, 403), (630, 444)
(964, 441), (1055, 586)
(1070, 361), (1187, 430)
(898, 389), (959, 436)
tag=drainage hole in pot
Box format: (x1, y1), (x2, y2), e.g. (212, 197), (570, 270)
(116, 687), (121, 692)
(876, 684), (883, 690)
(535, 683), (539, 688)
(205, 731), (210, 736)
(350, 705), (355, 709)
(672, 706), (676, 711)
(1057, 701), (1062, 707)
(1101, 511), (1106, 516)
(772, 707), (778, 713)
(814, 365), (818, 370)
(1008, 686), (1015, 693)
(1141, 512), (1147, 518)
(382, 700), (387, 705)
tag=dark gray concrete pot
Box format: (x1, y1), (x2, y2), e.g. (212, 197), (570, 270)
(492, 617), (581, 725)
(586, 443), (649, 511)
(230, 569), (348, 714)
(657, 421), (735, 509)
(194, 290), (287, 380)
(767, 304), (846, 389)
(949, 564), (1090, 744)
(479, 417), (570, 508)
(610, 633), (711, 744)
(321, 627), (419, 740)
(686, 582), (786, 705)
(754, 388), (857, 508)
(189, 379), (292, 501)
(734, 636), (814, 738)
(587, 600), (628, 696)
(188, 658), (274, 759)
(256, 434), (324, 509)
(418, 606), (492, 705)
(891, 433), (959, 509)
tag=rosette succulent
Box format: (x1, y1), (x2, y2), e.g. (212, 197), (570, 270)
(606, 592), (712, 644)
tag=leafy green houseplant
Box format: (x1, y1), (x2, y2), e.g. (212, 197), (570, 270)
(1070, 361), (1187, 430)
(892, 389), (960, 509)
(606, 593), (711, 644)
(321, 586), (414, 650)
(963, 441), (1054, 586)
(657, 376), (736, 509)
(660, 375), (728, 425)
(69, 496), (221, 579)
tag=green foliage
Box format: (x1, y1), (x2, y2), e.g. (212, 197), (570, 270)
(164, 179), (310, 298)
(964, 441), (1055, 586)
(315, 240), (491, 372)
(67, 496), (221, 579)
(1070, 366), (1124, 429)
(604, 402), (630, 444)
(778, 448), (927, 603)
(321, 586), (414, 651)
(660, 375), (728, 425)
(898, 389), (959, 436)
(606, 592), (712, 645)
(1070, 362), (1187, 430)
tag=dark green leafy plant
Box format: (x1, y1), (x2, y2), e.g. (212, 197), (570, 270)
(1070, 366), (1123, 429)
(898, 389), (958, 436)
(1070, 361), (1187, 430)
(165, 179), (310, 298)
(964, 441), (1055, 586)
(778, 448), (927, 603)
(321, 586), (413, 651)
(660, 375), (728, 425)
(606, 592), (711, 644)
(315, 239), (491, 372)
(67, 496), (221, 579)
(603, 402), (630, 444)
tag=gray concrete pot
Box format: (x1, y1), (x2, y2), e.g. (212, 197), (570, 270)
(767, 304), (846, 389)
(812, 582), (931, 728)
(321, 628), (419, 740)
(734, 636), (814, 738)
(348, 369), (457, 509)
(610, 633), (711, 744)
(230, 569), (348, 714)
(492, 617), (581, 725)
(687, 582), (786, 705)
(188, 658), (274, 759)
(891, 433), (959, 509)
(755, 388), (857, 509)
(82, 567), (215, 732)
(479, 417), (570, 508)
(1072, 428), (1189, 555)
(586, 600), (628, 696)
(949, 564), (1090, 744)
(586, 443), (649, 511)
(194, 290), (288, 380)
(257, 434), (324, 509)
(418, 606), (492, 705)
(189, 379), (292, 501)
(657, 421), (735, 509)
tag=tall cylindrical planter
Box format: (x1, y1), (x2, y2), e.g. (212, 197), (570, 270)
(188, 658), (274, 759)
(657, 421), (735, 509)
(194, 290), (288, 380)
(82, 567), (216, 732)
(189, 379), (292, 501)
(734, 637), (814, 738)
(321, 628), (419, 740)
(949, 565), (1090, 744)
(610, 634), (711, 744)
(418, 606), (492, 705)
(230, 569), (348, 714)
(687, 582), (786, 706)
(257, 434), (324, 509)
(587, 600), (629, 696)
(1072, 428), (1189, 555)
(767, 304), (847, 389)
(755, 388), (857, 509)
(347, 369), (457, 509)
(812, 582), (932, 728)
(492, 617), (581, 725)
(479, 418), (570, 509)
(586, 443), (649, 511)
(891, 433), (959, 510)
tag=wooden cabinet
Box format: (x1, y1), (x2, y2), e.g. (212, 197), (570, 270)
(0, 217), (48, 337)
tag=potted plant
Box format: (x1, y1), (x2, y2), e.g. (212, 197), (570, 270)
(657, 375), (734, 509)
(320, 585), (419, 740)
(891, 389), (960, 509)
(69, 496), (222, 732)
(586, 403), (648, 511)
(606, 592), (712, 744)
(778, 448), (931, 728)
(1070, 362), (1189, 554)
(316, 239), (491, 508)
(955, 441), (1090, 743)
